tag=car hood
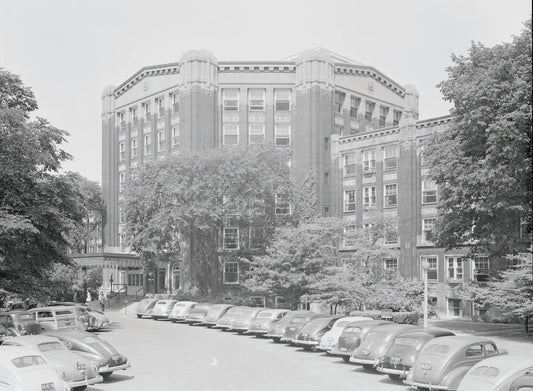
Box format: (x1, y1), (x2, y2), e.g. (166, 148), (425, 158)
(45, 350), (97, 379)
(87, 340), (120, 359)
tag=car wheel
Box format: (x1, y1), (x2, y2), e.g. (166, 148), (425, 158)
(416, 387), (429, 391)
(102, 371), (113, 379)
(302, 346), (313, 351)
(362, 364), (374, 370)
(272, 337), (281, 343)
(388, 374), (401, 381)
(137, 315), (142, 318)
(342, 355), (350, 362)
(72, 386), (87, 391)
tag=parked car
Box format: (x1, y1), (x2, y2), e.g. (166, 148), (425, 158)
(0, 311), (43, 336)
(202, 304), (234, 328)
(0, 345), (70, 391)
(281, 312), (322, 344)
(0, 324), (15, 344)
(44, 329), (130, 379)
(376, 328), (455, 380)
(316, 316), (372, 352)
(456, 355), (533, 391)
(329, 319), (389, 362)
(214, 306), (249, 330)
(86, 308), (111, 329)
(510, 366), (533, 391)
(169, 301), (197, 323)
(3, 335), (103, 390)
(151, 300), (177, 320)
(405, 335), (508, 391)
(185, 303), (212, 325)
(293, 315), (342, 350)
(136, 298), (158, 318)
(229, 307), (265, 333)
(266, 310), (315, 343)
(247, 309), (289, 336)
(352, 323), (419, 369)
(29, 306), (79, 331)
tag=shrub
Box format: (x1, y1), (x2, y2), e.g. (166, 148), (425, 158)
(349, 310), (423, 325)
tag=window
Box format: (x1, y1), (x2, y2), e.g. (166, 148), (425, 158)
(223, 89), (239, 111)
(223, 228), (239, 250)
(344, 189), (356, 212)
(131, 138), (138, 158)
(249, 227), (265, 249)
(363, 186), (376, 207)
(119, 142), (125, 162)
(384, 145), (398, 171)
(248, 89), (265, 111)
(157, 131), (165, 152)
(119, 173), (126, 193)
(223, 261), (239, 284)
(363, 150), (376, 172)
(384, 184), (398, 207)
(143, 102), (151, 120)
(422, 179), (437, 204)
(466, 344), (483, 357)
(171, 93), (179, 114)
(129, 106), (138, 122)
(335, 91), (345, 114)
(363, 223), (374, 242)
(144, 134), (152, 155)
(275, 124), (290, 146)
(365, 101), (375, 122)
(343, 154), (356, 176)
(422, 218), (436, 242)
(171, 126), (179, 148)
(350, 96), (360, 118)
(379, 106), (389, 127)
(324, 172), (329, 185)
(127, 273), (143, 286)
(343, 224), (356, 247)
(446, 256), (464, 281)
(385, 222), (398, 244)
(223, 124), (239, 145)
(473, 256), (490, 282)
(484, 343), (497, 356)
(275, 194), (291, 215)
(421, 256), (438, 282)
(119, 207), (124, 224)
(385, 258), (398, 272)
(117, 112), (124, 124)
(249, 124), (265, 145)
(275, 89), (291, 111)
(156, 97), (165, 116)
(393, 110), (402, 126)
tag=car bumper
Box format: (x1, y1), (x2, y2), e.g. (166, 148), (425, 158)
(293, 340), (319, 347)
(214, 324), (231, 329)
(99, 362), (131, 373)
(265, 333), (282, 338)
(247, 329), (268, 335)
(404, 380), (448, 390)
(170, 316), (187, 322)
(69, 375), (103, 388)
(231, 326), (249, 331)
(351, 357), (377, 365)
(376, 366), (408, 378)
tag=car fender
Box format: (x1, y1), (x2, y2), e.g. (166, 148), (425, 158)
(441, 366), (472, 390)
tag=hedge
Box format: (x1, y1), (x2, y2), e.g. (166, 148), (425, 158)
(349, 310), (423, 325)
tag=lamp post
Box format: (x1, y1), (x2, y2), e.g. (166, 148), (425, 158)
(109, 275), (114, 293)
(421, 258), (430, 328)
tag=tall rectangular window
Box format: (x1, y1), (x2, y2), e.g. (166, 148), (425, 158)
(130, 107), (138, 122)
(171, 126), (179, 148)
(144, 134), (152, 155)
(223, 124), (239, 145)
(384, 145), (398, 171)
(384, 258), (398, 272)
(119, 173), (126, 193)
(157, 97), (165, 116)
(379, 106), (389, 127)
(157, 131), (165, 152)
(117, 112), (124, 124)
(385, 221), (398, 244)
(384, 184), (398, 207)
(421, 256), (438, 282)
(473, 256), (490, 282)
(223, 261), (239, 284)
(365, 101), (375, 122)
(119, 142), (125, 162)
(275, 194), (291, 215)
(334, 91), (345, 114)
(393, 110), (402, 126)
(249, 227), (265, 249)
(343, 224), (356, 247)
(248, 89), (265, 111)
(143, 102), (151, 121)
(363, 149), (376, 172)
(249, 124), (265, 145)
(223, 89), (239, 111)
(344, 189), (356, 212)
(274, 89), (291, 111)
(350, 96), (360, 118)
(171, 93), (179, 114)
(275, 124), (290, 146)
(131, 138), (138, 158)
(363, 186), (376, 207)
(422, 218), (436, 242)
(223, 228), (239, 250)
(422, 179), (437, 204)
(446, 256), (463, 281)
(343, 154), (356, 176)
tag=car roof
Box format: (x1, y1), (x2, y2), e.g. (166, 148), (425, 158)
(397, 328), (455, 339)
(4, 335), (62, 347)
(469, 354), (533, 374)
(174, 301), (196, 305)
(333, 316), (371, 324)
(29, 306), (77, 311)
(0, 345), (47, 364)
(259, 309), (288, 315)
(421, 335), (497, 353)
(44, 329), (93, 339)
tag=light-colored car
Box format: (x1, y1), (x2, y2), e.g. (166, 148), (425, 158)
(202, 304), (234, 327)
(151, 300), (177, 320)
(316, 316), (371, 352)
(185, 303), (212, 325)
(86, 308), (111, 329)
(329, 319), (389, 362)
(136, 298), (158, 318)
(281, 312), (322, 343)
(293, 315), (342, 350)
(405, 335), (508, 391)
(247, 309), (289, 336)
(265, 310), (314, 343)
(456, 355), (533, 391)
(30, 306), (94, 332)
(229, 307), (265, 333)
(214, 306), (249, 330)
(0, 345), (71, 391)
(3, 335), (103, 390)
(169, 301), (197, 323)
(0, 311), (43, 336)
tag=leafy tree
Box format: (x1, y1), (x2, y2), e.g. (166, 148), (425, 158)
(45, 263), (103, 301)
(426, 19), (532, 255)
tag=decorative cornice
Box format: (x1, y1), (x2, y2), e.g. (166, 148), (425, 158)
(218, 61), (296, 73)
(339, 126), (400, 144)
(415, 115), (454, 128)
(334, 63), (405, 97)
(114, 63), (180, 98)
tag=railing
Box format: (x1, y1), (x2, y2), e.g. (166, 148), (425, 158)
(135, 286), (145, 302)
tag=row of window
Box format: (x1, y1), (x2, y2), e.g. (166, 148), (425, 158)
(420, 255), (490, 283)
(119, 128), (180, 162)
(223, 124), (290, 146)
(117, 93), (180, 123)
(334, 91), (402, 127)
(343, 223), (398, 246)
(343, 146), (398, 174)
(222, 89), (291, 112)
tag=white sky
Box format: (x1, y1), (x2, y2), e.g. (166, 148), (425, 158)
(1, 0), (531, 183)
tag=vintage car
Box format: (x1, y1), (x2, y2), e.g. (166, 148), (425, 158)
(510, 369), (533, 391)
(44, 329), (131, 379)
(229, 307), (266, 333)
(3, 335), (103, 390)
(30, 306), (94, 332)
(316, 316), (372, 352)
(265, 310), (315, 343)
(169, 301), (197, 323)
(329, 319), (390, 361)
(293, 315), (342, 350)
(0, 345), (70, 391)
(405, 335), (508, 391)
(215, 306), (251, 330)
(376, 328), (455, 380)
(0, 311), (43, 336)
(456, 355), (533, 391)
(247, 309), (289, 336)
(136, 298), (158, 318)
(86, 308), (111, 329)
(0, 323), (15, 344)
(352, 323), (419, 369)
(202, 304), (234, 327)
(151, 300), (177, 320)
(281, 312), (323, 343)
(185, 303), (212, 325)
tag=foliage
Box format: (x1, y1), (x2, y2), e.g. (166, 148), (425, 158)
(45, 263), (103, 301)
(348, 310), (423, 325)
(426, 19), (532, 255)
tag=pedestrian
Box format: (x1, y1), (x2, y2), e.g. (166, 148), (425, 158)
(99, 291), (105, 312)
(86, 291), (92, 304)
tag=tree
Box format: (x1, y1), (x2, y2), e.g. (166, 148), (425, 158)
(426, 19), (532, 256)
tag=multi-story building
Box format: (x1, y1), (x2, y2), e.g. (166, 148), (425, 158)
(97, 48), (416, 296)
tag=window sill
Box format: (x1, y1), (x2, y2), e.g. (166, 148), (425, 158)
(383, 205), (398, 209)
(422, 201), (438, 205)
(343, 173), (356, 178)
(363, 170), (376, 175)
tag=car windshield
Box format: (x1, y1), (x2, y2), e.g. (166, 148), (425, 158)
(470, 366), (500, 378)
(18, 314), (34, 321)
(335, 321), (350, 328)
(257, 312), (272, 318)
(366, 331), (386, 341)
(156, 301), (168, 305)
(174, 303), (186, 308)
(38, 342), (65, 352)
(0, 316), (11, 323)
(226, 307), (243, 315)
(55, 310), (73, 315)
(11, 355), (47, 368)
(344, 326), (362, 333)
(423, 344), (450, 354)
(141, 299), (152, 304)
(307, 318), (327, 326)
(290, 317), (307, 324)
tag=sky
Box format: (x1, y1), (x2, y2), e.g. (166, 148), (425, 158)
(0, 0), (531, 184)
